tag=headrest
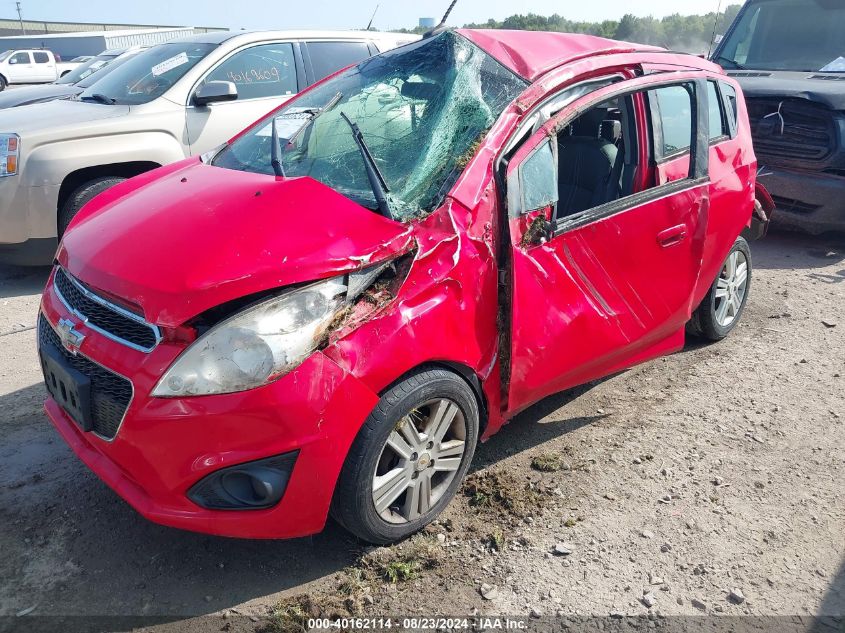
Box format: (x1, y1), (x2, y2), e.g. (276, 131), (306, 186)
(600, 120), (622, 143)
(570, 108), (607, 137)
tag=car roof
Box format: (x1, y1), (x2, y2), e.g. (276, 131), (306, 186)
(177, 29), (418, 46)
(457, 29), (665, 82)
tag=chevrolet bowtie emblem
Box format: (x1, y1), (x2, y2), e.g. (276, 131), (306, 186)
(57, 318), (85, 355)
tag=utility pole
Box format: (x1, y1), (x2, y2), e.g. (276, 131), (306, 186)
(16, 1), (27, 35)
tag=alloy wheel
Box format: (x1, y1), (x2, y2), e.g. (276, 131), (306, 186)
(372, 398), (467, 524)
(714, 249), (749, 327)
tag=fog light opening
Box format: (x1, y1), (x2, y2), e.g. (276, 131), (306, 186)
(220, 467), (287, 507)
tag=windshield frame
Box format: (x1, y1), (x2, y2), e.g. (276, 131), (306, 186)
(211, 31), (528, 222)
(713, 0), (845, 72)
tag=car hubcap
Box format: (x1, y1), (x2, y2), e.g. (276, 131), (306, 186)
(714, 250), (748, 327)
(372, 398), (467, 524)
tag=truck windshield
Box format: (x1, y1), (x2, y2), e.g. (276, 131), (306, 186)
(0, 51), (11, 63)
(717, 0), (845, 72)
(77, 42), (216, 105)
(212, 31), (527, 221)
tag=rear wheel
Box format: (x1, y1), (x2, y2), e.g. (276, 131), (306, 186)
(58, 177), (126, 237)
(331, 368), (479, 544)
(0, 76), (7, 92)
(687, 236), (751, 341)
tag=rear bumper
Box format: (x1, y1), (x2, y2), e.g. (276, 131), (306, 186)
(759, 167), (845, 234)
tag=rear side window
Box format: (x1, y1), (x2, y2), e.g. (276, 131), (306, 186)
(33, 52), (50, 64)
(307, 41), (372, 82)
(720, 82), (738, 132)
(206, 43), (297, 100)
(707, 81), (727, 140)
(649, 85), (693, 158)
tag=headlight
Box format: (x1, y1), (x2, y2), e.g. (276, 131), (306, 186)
(0, 134), (19, 177)
(153, 276), (349, 397)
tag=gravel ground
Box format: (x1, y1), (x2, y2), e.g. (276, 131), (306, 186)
(0, 231), (842, 627)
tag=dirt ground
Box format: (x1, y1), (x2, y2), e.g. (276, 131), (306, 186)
(0, 231), (843, 629)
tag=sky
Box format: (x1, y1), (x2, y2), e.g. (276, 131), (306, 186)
(9, 0), (724, 31)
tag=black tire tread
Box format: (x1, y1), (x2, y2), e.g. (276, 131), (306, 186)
(58, 177), (125, 237)
(689, 236), (751, 342)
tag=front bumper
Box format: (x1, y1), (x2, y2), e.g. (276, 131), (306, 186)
(39, 275), (380, 539)
(0, 177), (61, 264)
(758, 166), (845, 234)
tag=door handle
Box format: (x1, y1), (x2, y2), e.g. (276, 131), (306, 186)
(657, 224), (687, 247)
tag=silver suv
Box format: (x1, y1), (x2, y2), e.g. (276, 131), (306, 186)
(0, 30), (417, 265)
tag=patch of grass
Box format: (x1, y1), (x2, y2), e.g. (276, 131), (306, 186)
(362, 535), (440, 584)
(485, 527), (505, 551)
(463, 470), (546, 519)
(265, 596), (318, 633)
(531, 452), (565, 472)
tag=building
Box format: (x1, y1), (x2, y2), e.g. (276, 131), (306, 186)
(418, 17), (436, 28)
(0, 18), (226, 58)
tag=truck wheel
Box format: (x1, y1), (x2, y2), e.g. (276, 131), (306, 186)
(687, 236), (752, 341)
(58, 177), (125, 237)
(0, 76), (6, 92)
(331, 367), (479, 544)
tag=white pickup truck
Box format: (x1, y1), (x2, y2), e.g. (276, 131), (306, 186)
(0, 49), (78, 90)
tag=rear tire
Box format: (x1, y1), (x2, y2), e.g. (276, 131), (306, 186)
(331, 367), (479, 544)
(58, 177), (126, 238)
(0, 76), (7, 92)
(687, 236), (752, 341)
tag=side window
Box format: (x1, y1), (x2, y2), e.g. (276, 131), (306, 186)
(205, 43), (297, 100)
(33, 52), (50, 64)
(11, 52), (31, 64)
(307, 41), (371, 82)
(707, 81), (727, 140)
(650, 85), (693, 157)
(517, 141), (558, 214)
(720, 82), (738, 134)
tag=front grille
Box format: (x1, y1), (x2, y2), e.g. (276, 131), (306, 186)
(54, 268), (159, 352)
(38, 315), (133, 440)
(746, 98), (836, 164)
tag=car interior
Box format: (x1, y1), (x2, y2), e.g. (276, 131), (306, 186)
(554, 95), (641, 219)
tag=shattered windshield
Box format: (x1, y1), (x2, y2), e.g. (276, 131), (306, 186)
(212, 31), (528, 220)
(717, 0), (845, 71)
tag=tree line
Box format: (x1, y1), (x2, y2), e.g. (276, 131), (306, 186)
(396, 6), (742, 55)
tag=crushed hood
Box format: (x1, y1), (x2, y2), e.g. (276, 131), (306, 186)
(727, 70), (845, 111)
(58, 160), (415, 327)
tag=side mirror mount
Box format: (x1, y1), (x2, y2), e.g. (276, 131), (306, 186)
(194, 81), (238, 106)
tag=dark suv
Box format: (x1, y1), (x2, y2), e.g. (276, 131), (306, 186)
(712, 0), (845, 234)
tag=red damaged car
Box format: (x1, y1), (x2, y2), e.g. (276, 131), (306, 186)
(39, 29), (769, 543)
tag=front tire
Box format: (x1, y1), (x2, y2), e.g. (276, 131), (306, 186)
(0, 76), (7, 92)
(688, 236), (752, 341)
(331, 367), (479, 544)
(58, 177), (126, 238)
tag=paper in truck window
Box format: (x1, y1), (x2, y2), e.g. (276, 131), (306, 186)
(152, 52), (189, 77)
(819, 57), (845, 72)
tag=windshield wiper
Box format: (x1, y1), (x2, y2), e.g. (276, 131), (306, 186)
(714, 55), (748, 70)
(270, 118), (285, 178)
(339, 111), (394, 221)
(268, 92), (343, 179)
(80, 93), (115, 104)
